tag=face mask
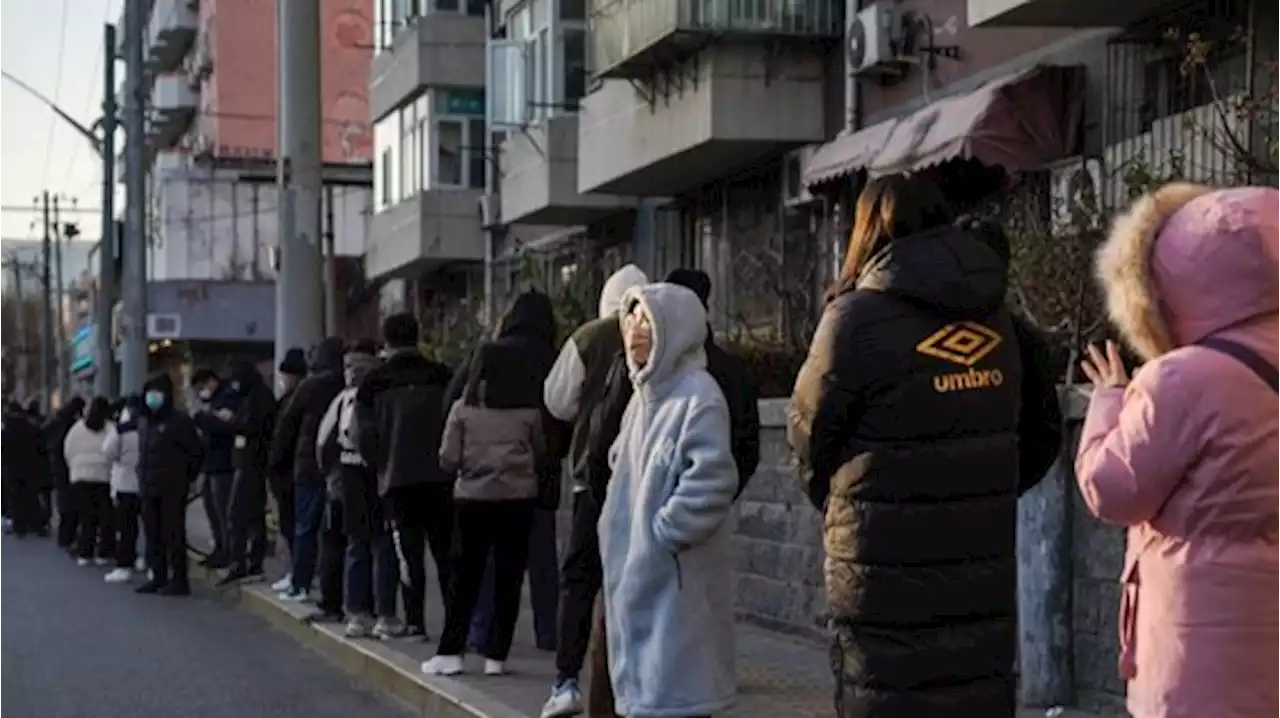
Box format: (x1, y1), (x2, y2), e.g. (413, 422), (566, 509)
(144, 391), (165, 411)
(198, 389), (213, 401)
(230, 381), (242, 393)
(119, 409), (132, 423)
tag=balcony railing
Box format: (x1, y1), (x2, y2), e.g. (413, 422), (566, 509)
(590, 0), (842, 79)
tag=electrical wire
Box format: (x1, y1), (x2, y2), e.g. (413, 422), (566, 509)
(39, 0), (72, 193)
(60, 1), (115, 189)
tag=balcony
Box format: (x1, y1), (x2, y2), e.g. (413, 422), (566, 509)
(966, 0), (1168, 27)
(149, 74), (198, 149)
(590, 0), (841, 80)
(115, 0), (157, 56)
(147, 0), (198, 72)
(577, 43), (827, 196)
(370, 14), (486, 121)
(365, 189), (485, 280)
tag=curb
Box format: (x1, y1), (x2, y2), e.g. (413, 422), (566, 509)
(189, 563), (529, 718)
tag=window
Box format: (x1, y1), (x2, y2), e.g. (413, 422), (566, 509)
(562, 26), (586, 106)
(379, 149), (393, 207)
(401, 100), (419, 199)
(377, 0), (483, 51)
(432, 116), (488, 189)
(492, 0), (585, 125)
(373, 113), (399, 209)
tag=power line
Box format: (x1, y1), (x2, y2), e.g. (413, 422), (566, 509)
(39, 0), (72, 192)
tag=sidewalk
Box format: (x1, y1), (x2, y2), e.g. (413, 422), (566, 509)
(187, 506), (1101, 718)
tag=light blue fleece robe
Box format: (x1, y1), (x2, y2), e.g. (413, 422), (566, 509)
(599, 282), (738, 718)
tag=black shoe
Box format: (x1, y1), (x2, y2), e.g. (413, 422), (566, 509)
(306, 610), (345, 625)
(201, 554), (229, 569)
(245, 565), (266, 581)
(136, 581), (163, 594)
(216, 567), (249, 587)
(158, 581), (191, 597)
(35, 527), (49, 537)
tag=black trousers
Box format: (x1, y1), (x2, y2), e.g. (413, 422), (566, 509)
(226, 470), (268, 572)
(386, 483), (454, 632)
(9, 476), (44, 536)
(113, 491), (142, 568)
(317, 495), (347, 615)
(439, 499), (535, 661)
(202, 472), (233, 558)
(270, 476), (295, 561)
(142, 491), (188, 586)
(55, 484), (79, 549)
(75, 482), (116, 560)
(556, 490), (605, 681)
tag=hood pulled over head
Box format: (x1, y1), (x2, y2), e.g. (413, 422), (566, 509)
(499, 290), (556, 346)
(310, 336), (346, 373)
(598, 264), (649, 319)
(621, 282), (707, 391)
(142, 372), (176, 410)
(1097, 183), (1279, 360)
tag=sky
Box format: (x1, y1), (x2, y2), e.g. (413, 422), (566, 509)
(1, 0), (124, 243)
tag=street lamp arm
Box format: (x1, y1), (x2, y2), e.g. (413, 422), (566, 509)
(1, 69), (104, 158)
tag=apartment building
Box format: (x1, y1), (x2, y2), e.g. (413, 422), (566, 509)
(112, 0), (381, 356)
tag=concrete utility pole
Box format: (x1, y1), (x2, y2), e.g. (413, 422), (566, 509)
(96, 23), (119, 398)
(121, 0), (149, 394)
(52, 196), (70, 400)
(39, 192), (53, 410)
(323, 185), (338, 336)
(275, 0), (326, 367)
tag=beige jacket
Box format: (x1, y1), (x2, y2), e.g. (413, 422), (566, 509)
(439, 400), (544, 501)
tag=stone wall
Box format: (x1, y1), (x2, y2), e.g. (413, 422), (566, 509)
(728, 400), (1128, 714)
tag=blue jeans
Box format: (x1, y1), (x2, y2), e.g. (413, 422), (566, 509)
(345, 524), (397, 617)
(469, 506), (559, 650)
(290, 482), (325, 591)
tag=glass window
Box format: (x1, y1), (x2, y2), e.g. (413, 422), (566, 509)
(400, 102), (417, 198)
(374, 113), (399, 209)
(562, 26), (586, 106)
(379, 149), (393, 207)
(434, 0), (458, 11)
(468, 118), (487, 189)
(417, 95), (430, 194)
(560, 0), (585, 21)
(466, 0), (485, 16)
(437, 120), (464, 186)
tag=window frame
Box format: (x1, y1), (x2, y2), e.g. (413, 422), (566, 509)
(430, 112), (488, 190)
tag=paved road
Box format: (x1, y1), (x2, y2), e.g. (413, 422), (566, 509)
(1, 535), (413, 718)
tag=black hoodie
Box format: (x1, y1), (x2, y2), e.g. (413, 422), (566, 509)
(355, 345), (452, 497)
(137, 373), (204, 496)
(218, 360), (278, 477)
(269, 337), (347, 485)
(788, 221), (1061, 717)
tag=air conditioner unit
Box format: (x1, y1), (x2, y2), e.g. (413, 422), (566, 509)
(1049, 157), (1104, 235)
(477, 195), (500, 230)
(782, 147), (816, 208)
(146, 313), (182, 339)
(847, 2), (906, 79)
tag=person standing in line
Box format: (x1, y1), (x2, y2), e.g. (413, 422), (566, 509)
(102, 395), (143, 583)
(538, 264), (648, 718)
(787, 175), (1063, 717)
(271, 337), (348, 602)
(599, 282), (739, 718)
(135, 373), (204, 596)
(449, 292), (569, 655)
(268, 346), (309, 592)
(314, 340), (383, 630)
(1076, 184), (1277, 718)
(422, 293), (560, 676)
(2, 400), (46, 537)
(191, 367), (240, 569)
(25, 399), (52, 536)
(216, 359), (278, 585)
(45, 396), (86, 552)
(355, 313), (454, 639)
(64, 396), (115, 566)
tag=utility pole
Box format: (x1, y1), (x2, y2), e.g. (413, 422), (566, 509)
(39, 192), (53, 411)
(276, 0), (325, 365)
(96, 23), (118, 398)
(323, 184), (337, 336)
(121, 0), (148, 394)
(52, 196), (71, 400)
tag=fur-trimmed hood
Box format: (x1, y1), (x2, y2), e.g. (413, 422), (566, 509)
(1096, 183), (1279, 361)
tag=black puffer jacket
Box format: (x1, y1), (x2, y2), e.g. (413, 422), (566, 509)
(355, 348), (453, 497)
(137, 373), (204, 497)
(270, 338), (346, 485)
(788, 222), (1061, 717)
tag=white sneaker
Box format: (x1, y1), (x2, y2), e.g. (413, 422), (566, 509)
(94, 557), (111, 566)
(76, 558), (91, 567)
(277, 588), (309, 603)
(271, 574), (293, 592)
(104, 568), (133, 584)
(541, 679), (584, 718)
(345, 615), (375, 638)
(483, 659), (506, 676)
(421, 655), (464, 676)
(372, 616), (406, 640)
(134, 558), (146, 572)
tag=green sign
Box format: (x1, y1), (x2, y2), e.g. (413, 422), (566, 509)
(440, 88), (486, 117)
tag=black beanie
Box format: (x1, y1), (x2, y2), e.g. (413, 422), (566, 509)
(382, 312), (420, 349)
(278, 347), (308, 376)
(664, 268), (712, 309)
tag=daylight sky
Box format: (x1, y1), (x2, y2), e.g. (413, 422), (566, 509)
(1, 0), (125, 243)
